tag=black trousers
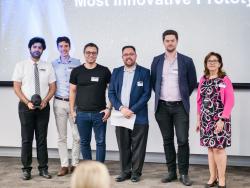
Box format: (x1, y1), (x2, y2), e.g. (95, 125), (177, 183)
(18, 102), (50, 172)
(155, 101), (190, 175)
(115, 125), (148, 176)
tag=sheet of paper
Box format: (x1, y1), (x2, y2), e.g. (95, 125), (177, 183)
(110, 110), (136, 130)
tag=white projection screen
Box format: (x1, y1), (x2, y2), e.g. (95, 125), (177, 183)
(0, 0), (250, 83)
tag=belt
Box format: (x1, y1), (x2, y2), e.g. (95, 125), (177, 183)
(159, 100), (182, 106)
(55, 96), (69, 101)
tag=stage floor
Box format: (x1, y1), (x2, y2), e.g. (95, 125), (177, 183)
(1, 156), (249, 188)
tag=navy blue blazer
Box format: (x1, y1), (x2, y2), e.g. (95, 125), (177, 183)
(151, 52), (197, 113)
(108, 65), (151, 125)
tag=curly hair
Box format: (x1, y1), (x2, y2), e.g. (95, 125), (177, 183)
(28, 37), (46, 50)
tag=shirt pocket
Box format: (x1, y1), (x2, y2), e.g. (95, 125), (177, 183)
(39, 68), (49, 85)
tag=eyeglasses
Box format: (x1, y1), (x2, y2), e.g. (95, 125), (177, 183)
(85, 51), (97, 56)
(207, 60), (219, 64)
(122, 53), (136, 57)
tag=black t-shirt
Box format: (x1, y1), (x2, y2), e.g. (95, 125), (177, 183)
(70, 64), (111, 112)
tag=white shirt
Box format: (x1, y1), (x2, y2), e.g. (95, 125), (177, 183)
(12, 59), (56, 100)
(121, 65), (136, 108)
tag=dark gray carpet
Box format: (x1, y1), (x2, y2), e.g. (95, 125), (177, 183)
(0, 157), (249, 188)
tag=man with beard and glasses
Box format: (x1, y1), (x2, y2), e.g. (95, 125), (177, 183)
(109, 46), (151, 183)
(12, 37), (56, 180)
(151, 30), (197, 186)
(69, 43), (111, 163)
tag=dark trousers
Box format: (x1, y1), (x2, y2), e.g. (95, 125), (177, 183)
(18, 102), (50, 172)
(115, 125), (148, 176)
(155, 101), (190, 175)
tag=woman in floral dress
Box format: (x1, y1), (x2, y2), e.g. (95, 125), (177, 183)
(196, 52), (234, 188)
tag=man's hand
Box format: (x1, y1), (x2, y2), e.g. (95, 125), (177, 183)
(100, 109), (111, 122)
(70, 111), (77, 123)
(40, 100), (47, 110)
(27, 101), (34, 110)
(120, 107), (134, 119)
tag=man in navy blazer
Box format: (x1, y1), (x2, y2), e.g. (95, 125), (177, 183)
(109, 46), (151, 183)
(151, 30), (197, 186)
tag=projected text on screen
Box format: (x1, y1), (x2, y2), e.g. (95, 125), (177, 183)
(74, 0), (250, 7)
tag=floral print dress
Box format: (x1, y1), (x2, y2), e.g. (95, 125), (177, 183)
(200, 77), (231, 148)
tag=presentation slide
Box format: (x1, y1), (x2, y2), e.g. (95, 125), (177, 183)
(1, 0), (249, 82)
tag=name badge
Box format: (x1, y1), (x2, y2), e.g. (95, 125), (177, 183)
(137, 81), (143, 87)
(91, 77), (99, 82)
(218, 83), (226, 88)
(39, 68), (46, 71)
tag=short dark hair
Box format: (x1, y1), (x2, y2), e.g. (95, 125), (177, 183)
(122, 45), (136, 53)
(83, 43), (99, 53)
(204, 52), (226, 78)
(28, 37), (46, 50)
(56, 36), (71, 47)
(162, 30), (178, 41)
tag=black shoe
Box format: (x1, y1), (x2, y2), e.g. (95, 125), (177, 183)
(204, 179), (218, 187)
(179, 174), (192, 186)
(115, 174), (131, 182)
(131, 175), (140, 182)
(22, 171), (31, 180)
(161, 172), (177, 183)
(39, 169), (52, 179)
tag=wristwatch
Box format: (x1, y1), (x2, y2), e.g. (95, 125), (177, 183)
(106, 106), (112, 111)
(220, 118), (226, 122)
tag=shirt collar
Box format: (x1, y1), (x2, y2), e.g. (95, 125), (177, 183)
(30, 58), (41, 65)
(57, 56), (72, 64)
(124, 64), (136, 73)
(164, 52), (178, 60)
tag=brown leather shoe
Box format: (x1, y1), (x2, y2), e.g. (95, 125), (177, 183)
(57, 167), (69, 176)
(70, 166), (76, 173)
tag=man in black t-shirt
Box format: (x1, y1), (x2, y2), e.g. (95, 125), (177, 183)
(69, 43), (111, 162)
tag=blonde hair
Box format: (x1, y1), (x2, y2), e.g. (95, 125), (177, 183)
(71, 161), (110, 188)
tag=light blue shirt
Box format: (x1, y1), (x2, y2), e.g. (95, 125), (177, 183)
(52, 57), (81, 98)
(121, 65), (136, 108)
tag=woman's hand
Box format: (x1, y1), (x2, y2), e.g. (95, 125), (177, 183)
(196, 120), (200, 132)
(215, 119), (224, 133)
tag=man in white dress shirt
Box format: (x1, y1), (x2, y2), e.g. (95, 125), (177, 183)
(12, 37), (56, 180)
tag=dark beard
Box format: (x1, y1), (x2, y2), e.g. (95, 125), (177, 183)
(166, 47), (176, 53)
(125, 59), (135, 67)
(30, 51), (42, 60)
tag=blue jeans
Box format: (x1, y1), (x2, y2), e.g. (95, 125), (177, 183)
(76, 111), (106, 162)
